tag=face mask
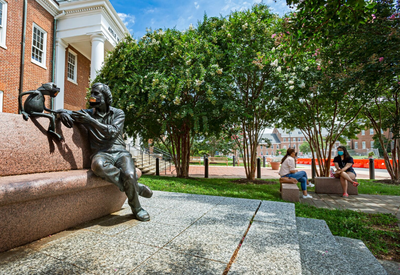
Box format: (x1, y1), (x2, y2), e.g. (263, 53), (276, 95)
(338, 151), (344, 156)
(89, 96), (102, 106)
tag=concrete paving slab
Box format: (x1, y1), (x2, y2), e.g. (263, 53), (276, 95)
(132, 249), (226, 275)
(232, 221), (302, 275)
(0, 248), (89, 275)
(164, 226), (241, 263)
(253, 201), (296, 225)
(335, 236), (387, 275)
(64, 235), (159, 274)
(191, 212), (251, 236)
(116, 220), (188, 248)
(35, 230), (105, 260)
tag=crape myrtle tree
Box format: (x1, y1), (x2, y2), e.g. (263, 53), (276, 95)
(287, 0), (400, 182)
(95, 27), (231, 178)
(198, 4), (285, 180)
(359, 1), (400, 184)
(275, 44), (367, 177)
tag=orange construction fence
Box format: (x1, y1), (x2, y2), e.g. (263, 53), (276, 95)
(297, 158), (393, 169)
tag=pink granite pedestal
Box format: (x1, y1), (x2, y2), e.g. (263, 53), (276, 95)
(0, 113), (142, 252)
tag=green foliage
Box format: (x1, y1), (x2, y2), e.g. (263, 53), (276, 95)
(373, 134), (392, 156)
(299, 142), (311, 154)
(191, 136), (236, 157)
(199, 3), (286, 179)
(95, 27), (232, 177)
(276, 148), (287, 155)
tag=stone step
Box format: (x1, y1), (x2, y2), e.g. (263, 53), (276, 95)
(335, 236), (387, 275)
(296, 217), (355, 275)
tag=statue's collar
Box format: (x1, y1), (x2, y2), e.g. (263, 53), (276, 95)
(93, 107), (113, 118)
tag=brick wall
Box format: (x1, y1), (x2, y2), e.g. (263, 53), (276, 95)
(63, 45), (90, 111)
(0, 0), (54, 113)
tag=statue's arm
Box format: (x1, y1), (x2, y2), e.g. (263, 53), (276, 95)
(54, 108), (74, 128)
(87, 109), (125, 140)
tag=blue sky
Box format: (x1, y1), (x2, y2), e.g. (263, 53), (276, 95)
(110, 0), (293, 39)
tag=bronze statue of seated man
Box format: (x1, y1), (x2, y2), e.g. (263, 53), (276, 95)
(57, 82), (152, 221)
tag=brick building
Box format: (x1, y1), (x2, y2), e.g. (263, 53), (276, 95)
(349, 128), (390, 154)
(0, 0), (128, 113)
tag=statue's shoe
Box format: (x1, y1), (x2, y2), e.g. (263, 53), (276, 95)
(138, 183), (153, 198)
(132, 208), (150, 222)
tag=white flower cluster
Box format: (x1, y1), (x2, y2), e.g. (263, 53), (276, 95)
(173, 97), (181, 105)
(186, 59), (192, 65)
(195, 79), (204, 86)
(271, 59), (278, 67)
(242, 23), (248, 30)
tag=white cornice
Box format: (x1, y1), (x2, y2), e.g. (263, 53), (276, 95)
(35, 0), (61, 17)
(59, 0), (129, 36)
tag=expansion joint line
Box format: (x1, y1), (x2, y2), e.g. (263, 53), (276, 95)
(222, 201), (262, 275)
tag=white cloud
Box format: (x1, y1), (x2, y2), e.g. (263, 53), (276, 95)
(118, 13), (135, 25)
(194, 2), (200, 9)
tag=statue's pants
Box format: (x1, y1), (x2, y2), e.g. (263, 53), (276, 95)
(91, 150), (141, 212)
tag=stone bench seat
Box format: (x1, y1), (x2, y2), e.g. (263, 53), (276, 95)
(0, 169), (126, 252)
(315, 177), (358, 195)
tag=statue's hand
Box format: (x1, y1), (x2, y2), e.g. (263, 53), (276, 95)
(56, 110), (74, 128)
(71, 110), (93, 124)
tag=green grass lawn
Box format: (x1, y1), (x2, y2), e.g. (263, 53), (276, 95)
(140, 175), (400, 261)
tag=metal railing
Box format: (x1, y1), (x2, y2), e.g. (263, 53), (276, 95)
(127, 143), (172, 175)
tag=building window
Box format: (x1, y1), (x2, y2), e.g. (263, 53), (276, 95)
(381, 129), (383, 134)
(361, 130), (365, 136)
(266, 151), (269, 155)
(0, 90), (3, 112)
(261, 152), (263, 156)
(31, 23), (47, 68)
(283, 138), (286, 142)
(67, 50), (77, 83)
(0, 0), (7, 48)
(284, 145), (287, 149)
(276, 145), (279, 149)
(370, 129), (374, 135)
(303, 138), (305, 141)
(371, 141), (374, 148)
(260, 145), (263, 150)
(298, 138), (301, 142)
(362, 141), (366, 149)
(293, 138), (296, 142)
(355, 142), (358, 149)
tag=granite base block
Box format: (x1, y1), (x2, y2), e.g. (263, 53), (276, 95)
(315, 177), (358, 195)
(0, 171), (126, 253)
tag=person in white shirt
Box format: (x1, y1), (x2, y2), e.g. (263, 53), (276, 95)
(279, 148), (313, 199)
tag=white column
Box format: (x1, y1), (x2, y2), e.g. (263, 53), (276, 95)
(54, 38), (68, 110)
(90, 33), (106, 81)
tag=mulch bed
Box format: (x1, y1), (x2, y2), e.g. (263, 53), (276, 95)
(232, 179), (277, 185)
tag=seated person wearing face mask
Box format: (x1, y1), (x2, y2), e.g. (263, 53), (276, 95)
(333, 146), (359, 198)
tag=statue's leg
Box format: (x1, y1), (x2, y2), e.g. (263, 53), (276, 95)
(30, 112), (63, 141)
(91, 153), (125, 192)
(115, 152), (150, 221)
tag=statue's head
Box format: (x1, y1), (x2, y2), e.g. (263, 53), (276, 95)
(89, 83), (112, 109)
(38, 82), (60, 97)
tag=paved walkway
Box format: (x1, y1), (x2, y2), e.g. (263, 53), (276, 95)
(0, 192), (394, 274)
